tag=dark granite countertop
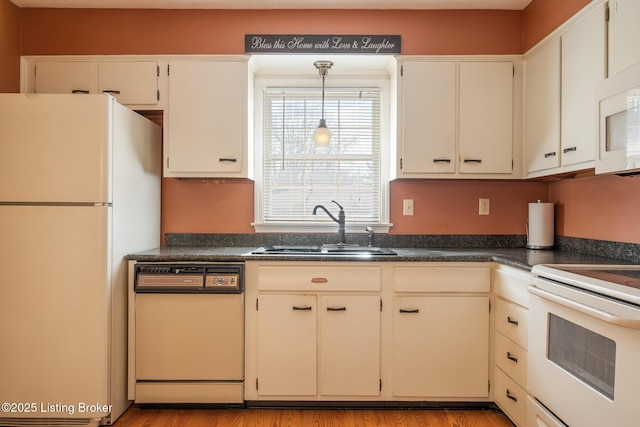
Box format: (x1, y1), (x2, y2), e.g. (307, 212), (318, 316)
(127, 246), (633, 271)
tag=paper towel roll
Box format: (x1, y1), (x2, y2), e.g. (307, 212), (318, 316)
(527, 201), (554, 249)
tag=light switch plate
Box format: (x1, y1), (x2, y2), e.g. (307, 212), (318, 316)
(403, 199), (414, 216)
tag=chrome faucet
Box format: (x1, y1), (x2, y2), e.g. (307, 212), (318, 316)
(313, 200), (346, 244)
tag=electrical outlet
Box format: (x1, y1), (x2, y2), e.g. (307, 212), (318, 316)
(479, 198), (490, 215)
(403, 199), (414, 216)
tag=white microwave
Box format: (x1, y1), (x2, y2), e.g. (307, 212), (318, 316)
(596, 62), (640, 175)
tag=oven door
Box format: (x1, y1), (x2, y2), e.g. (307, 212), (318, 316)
(528, 277), (640, 426)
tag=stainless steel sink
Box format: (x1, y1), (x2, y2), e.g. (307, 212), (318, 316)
(251, 245), (397, 256)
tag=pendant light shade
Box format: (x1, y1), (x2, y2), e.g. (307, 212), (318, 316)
(313, 60), (333, 148)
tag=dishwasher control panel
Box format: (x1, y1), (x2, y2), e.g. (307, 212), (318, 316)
(134, 263), (243, 293)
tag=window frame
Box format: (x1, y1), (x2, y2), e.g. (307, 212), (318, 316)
(253, 74), (391, 233)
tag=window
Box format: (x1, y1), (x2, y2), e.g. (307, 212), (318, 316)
(253, 75), (390, 233)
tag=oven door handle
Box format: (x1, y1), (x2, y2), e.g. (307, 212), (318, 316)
(529, 285), (640, 330)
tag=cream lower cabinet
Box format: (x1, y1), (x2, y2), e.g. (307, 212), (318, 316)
(246, 261), (493, 403)
(246, 262), (382, 401)
(492, 264), (532, 427)
(391, 264), (491, 399)
(392, 295), (489, 398)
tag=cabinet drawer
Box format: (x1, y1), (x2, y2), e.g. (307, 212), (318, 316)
(495, 298), (529, 349)
(394, 266), (490, 292)
(494, 367), (527, 427)
(493, 266), (531, 308)
(495, 332), (528, 388)
(257, 265), (381, 291)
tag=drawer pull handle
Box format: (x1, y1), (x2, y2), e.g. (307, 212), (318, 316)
(102, 90), (121, 95)
(506, 352), (518, 363)
(563, 146), (577, 153)
(399, 308), (420, 314)
(292, 306), (312, 311)
(72, 89), (90, 94)
(327, 307), (346, 311)
(311, 277), (328, 283)
(219, 158), (238, 162)
(544, 151), (557, 158)
(433, 158), (451, 163)
(463, 159), (482, 163)
(507, 316), (519, 326)
(506, 389), (518, 402)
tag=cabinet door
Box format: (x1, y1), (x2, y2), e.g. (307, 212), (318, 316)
(98, 61), (159, 106)
(609, 0), (640, 76)
(166, 60), (246, 176)
(257, 294), (316, 396)
(34, 61), (95, 95)
(399, 61), (456, 174)
(459, 62), (513, 174)
(561, 3), (606, 167)
(525, 38), (561, 173)
(391, 296), (489, 398)
(319, 295), (380, 397)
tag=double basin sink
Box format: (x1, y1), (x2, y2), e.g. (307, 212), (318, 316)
(251, 244), (397, 256)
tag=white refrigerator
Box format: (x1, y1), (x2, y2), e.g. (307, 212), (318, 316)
(0, 94), (161, 426)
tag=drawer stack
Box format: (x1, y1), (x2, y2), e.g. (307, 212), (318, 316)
(493, 265), (531, 426)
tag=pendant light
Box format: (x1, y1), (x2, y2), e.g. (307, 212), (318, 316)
(313, 60), (333, 148)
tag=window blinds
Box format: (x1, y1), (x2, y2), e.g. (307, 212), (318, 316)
(263, 87), (382, 223)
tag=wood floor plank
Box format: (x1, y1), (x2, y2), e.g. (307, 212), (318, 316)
(113, 407), (515, 427)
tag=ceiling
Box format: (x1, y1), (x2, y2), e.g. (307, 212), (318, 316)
(10, 0), (534, 10)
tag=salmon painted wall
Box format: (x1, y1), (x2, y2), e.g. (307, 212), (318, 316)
(0, 0), (20, 92)
(15, 1), (637, 243)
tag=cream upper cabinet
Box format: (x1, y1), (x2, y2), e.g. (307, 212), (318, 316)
(560, 3), (606, 168)
(397, 59), (515, 178)
(398, 61), (457, 175)
(526, 2), (607, 177)
(97, 61), (159, 106)
(165, 59), (248, 178)
(30, 60), (161, 107)
(609, 0), (640, 76)
(459, 62), (513, 174)
(33, 61), (95, 95)
(525, 38), (561, 174)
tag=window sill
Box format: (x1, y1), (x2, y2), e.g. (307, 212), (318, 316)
(252, 222), (392, 234)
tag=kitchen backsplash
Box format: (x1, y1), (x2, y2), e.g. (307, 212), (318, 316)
(165, 233), (640, 264)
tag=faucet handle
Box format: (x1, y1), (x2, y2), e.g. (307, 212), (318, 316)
(365, 226), (375, 247)
(331, 200), (343, 211)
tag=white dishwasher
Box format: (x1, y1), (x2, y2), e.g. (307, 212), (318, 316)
(132, 263), (244, 405)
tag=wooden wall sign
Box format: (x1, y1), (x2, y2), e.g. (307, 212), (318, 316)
(245, 34), (401, 54)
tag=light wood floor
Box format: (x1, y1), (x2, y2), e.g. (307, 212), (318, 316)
(113, 406), (515, 427)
